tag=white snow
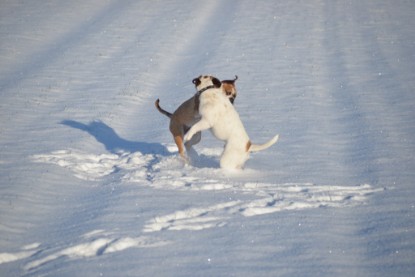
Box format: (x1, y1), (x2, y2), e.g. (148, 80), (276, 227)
(1, 0), (415, 276)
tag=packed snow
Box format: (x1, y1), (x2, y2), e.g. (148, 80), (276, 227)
(1, 0), (415, 276)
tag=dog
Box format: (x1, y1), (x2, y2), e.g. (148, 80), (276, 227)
(184, 75), (279, 169)
(155, 76), (238, 160)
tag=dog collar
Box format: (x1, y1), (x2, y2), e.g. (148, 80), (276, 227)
(197, 85), (215, 94)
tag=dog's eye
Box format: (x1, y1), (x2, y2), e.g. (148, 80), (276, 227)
(226, 91), (231, 95)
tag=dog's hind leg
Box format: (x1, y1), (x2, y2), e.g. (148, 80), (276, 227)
(220, 146), (249, 169)
(170, 121), (187, 159)
(174, 135), (186, 158)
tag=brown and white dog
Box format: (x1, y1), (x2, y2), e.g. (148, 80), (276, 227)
(184, 75), (278, 169)
(155, 76), (238, 160)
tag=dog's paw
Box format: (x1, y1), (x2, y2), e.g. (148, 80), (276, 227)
(183, 132), (192, 143)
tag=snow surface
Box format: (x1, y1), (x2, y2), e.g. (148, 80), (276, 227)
(1, 0), (415, 276)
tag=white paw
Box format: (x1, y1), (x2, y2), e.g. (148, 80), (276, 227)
(183, 132), (192, 142)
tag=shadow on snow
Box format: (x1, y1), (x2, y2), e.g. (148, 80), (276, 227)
(61, 120), (170, 156)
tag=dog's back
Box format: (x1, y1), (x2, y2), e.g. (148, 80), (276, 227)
(198, 88), (248, 143)
(171, 95), (200, 127)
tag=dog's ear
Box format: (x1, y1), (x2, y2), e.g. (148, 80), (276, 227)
(212, 77), (221, 88)
(192, 77), (201, 86)
(222, 75), (238, 85)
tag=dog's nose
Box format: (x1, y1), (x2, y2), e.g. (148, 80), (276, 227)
(230, 97), (235, 104)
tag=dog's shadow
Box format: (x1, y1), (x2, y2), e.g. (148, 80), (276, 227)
(61, 120), (170, 156)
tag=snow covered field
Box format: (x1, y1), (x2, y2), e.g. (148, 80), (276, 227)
(1, 0), (415, 276)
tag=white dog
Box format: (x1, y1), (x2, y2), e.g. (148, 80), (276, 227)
(184, 75), (279, 169)
(155, 76), (238, 160)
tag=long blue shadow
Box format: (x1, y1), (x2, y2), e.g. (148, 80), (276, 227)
(61, 120), (169, 155)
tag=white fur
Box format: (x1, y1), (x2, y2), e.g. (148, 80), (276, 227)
(184, 76), (278, 169)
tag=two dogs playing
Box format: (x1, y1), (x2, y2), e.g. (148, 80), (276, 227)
(155, 75), (278, 169)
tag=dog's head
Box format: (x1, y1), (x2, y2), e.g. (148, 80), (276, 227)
(192, 75), (238, 104)
(192, 75), (222, 91)
(221, 75), (238, 104)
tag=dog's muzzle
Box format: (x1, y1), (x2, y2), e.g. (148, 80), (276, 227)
(230, 97), (235, 104)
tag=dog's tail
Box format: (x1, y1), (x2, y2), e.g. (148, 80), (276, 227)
(248, 134), (279, 152)
(155, 99), (173, 118)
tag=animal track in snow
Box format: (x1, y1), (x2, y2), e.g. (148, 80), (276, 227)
(23, 230), (170, 271)
(0, 243), (41, 265)
(32, 149), (384, 233)
(143, 201), (240, 232)
(32, 149), (154, 181)
(143, 183), (383, 232)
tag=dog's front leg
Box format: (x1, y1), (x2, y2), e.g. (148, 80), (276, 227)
(184, 119), (211, 142)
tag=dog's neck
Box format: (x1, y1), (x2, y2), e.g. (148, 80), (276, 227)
(197, 85), (215, 95)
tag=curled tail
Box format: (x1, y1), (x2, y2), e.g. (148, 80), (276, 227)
(155, 99), (173, 118)
(248, 134), (279, 152)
